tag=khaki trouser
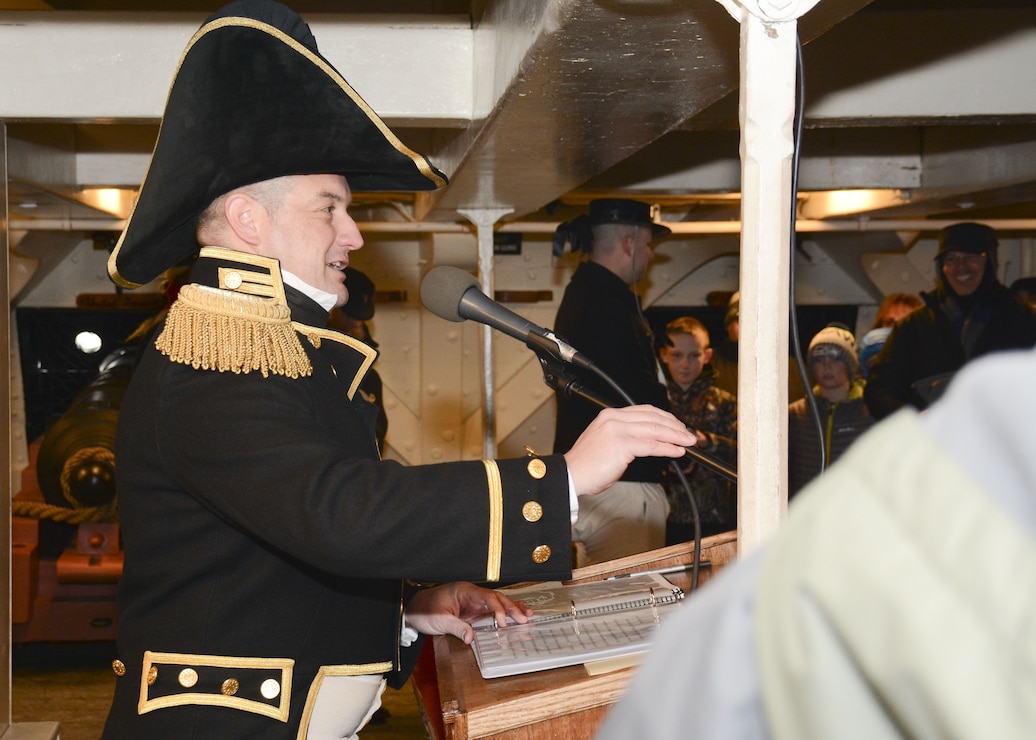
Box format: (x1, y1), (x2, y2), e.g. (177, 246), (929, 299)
(573, 481), (668, 567)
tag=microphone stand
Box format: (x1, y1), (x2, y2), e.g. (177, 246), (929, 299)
(531, 341), (737, 593)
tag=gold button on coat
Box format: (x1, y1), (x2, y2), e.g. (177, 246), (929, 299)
(147, 666), (158, 686)
(532, 544), (552, 563)
(221, 678), (240, 696)
(111, 659), (126, 677)
(527, 458), (547, 479)
(178, 668), (199, 688)
(223, 271), (243, 289)
(522, 501), (543, 522)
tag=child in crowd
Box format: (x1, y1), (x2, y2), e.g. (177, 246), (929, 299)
(658, 317), (737, 543)
(788, 324), (873, 497)
(858, 293), (923, 379)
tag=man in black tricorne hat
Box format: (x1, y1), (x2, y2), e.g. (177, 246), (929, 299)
(865, 222), (1036, 419)
(102, 3), (693, 738)
(551, 199), (673, 566)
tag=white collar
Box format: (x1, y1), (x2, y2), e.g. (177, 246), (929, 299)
(281, 269), (338, 312)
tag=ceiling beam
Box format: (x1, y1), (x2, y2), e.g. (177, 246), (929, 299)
(0, 12), (473, 125)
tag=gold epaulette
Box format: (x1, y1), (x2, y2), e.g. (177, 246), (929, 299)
(155, 283), (313, 378)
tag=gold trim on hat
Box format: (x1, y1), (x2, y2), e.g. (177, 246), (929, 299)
(108, 15), (446, 291)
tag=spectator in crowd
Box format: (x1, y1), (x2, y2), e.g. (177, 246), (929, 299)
(708, 292), (741, 399)
(858, 293), (923, 379)
(788, 324), (872, 498)
(866, 222), (1036, 419)
(328, 267), (388, 451)
(871, 292), (924, 330)
(552, 198), (674, 565)
(658, 316), (737, 543)
(1011, 276), (1036, 308)
(712, 290), (807, 402)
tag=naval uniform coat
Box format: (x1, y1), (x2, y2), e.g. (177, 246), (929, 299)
(104, 248), (573, 739)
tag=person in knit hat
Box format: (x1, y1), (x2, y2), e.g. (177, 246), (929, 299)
(808, 324), (859, 377)
(865, 222), (1036, 419)
(788, 323), (873, 498)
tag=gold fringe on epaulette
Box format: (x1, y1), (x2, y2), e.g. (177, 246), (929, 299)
(155, 283), (313, 378)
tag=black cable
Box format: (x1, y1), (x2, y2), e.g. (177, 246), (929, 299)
(581, 362), (701, 593)
(787, 32), (827, 478)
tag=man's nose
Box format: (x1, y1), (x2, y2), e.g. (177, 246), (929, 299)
(340, 216), (364, 250)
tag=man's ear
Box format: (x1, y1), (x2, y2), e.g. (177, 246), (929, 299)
(224, 192), (263, 247)
(702, 347), (714, 365)
(621, 231), (636, 258)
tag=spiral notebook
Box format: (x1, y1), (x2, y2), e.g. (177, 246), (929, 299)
(470, 572), (683, 679)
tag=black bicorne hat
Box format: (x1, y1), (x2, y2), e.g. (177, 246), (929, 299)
(553, 198), (670, 256)
(109, 0), (448, 288)
(588, 198), (671, 240)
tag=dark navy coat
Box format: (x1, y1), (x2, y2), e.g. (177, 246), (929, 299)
(104, 249), (573, 738)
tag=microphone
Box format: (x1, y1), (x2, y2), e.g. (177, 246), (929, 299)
(420, 265), (595, 370)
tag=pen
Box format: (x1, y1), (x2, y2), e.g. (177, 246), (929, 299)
(604, 562), (710, 580)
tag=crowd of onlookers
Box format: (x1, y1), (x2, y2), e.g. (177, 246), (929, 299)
(655, 222), (1036, 544)
(545, 202), (1036, 560)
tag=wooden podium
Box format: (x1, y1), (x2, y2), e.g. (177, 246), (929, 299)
(419, 533), (738, 739)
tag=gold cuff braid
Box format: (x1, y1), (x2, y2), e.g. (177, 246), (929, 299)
(156, 284), (313, 378)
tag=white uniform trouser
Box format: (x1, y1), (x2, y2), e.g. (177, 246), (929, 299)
(305, 674), (386, 740)
(573, 480), (668, 566)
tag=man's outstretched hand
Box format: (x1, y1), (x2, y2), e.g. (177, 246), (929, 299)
(564, 405), (695, 497)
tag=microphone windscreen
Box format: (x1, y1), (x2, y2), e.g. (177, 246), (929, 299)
(420, 265), (481, 322)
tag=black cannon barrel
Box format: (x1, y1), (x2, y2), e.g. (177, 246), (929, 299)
(36, 346), (137, 510)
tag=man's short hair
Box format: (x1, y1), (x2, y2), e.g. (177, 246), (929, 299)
(196, 177), (294, 238)
(591, 222), (641, 253)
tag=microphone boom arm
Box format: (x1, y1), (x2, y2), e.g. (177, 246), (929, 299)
(532, 340), (737, 483)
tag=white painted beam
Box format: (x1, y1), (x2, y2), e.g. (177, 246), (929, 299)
(734, 10), (797, 555)
(0, 12), (474, 125)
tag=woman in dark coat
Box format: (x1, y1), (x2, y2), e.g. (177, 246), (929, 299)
(865, 222), (1036, 420)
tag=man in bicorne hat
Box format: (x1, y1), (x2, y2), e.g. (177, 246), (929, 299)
(551, 199), (673, 565)
(102, 3), (694, 738)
